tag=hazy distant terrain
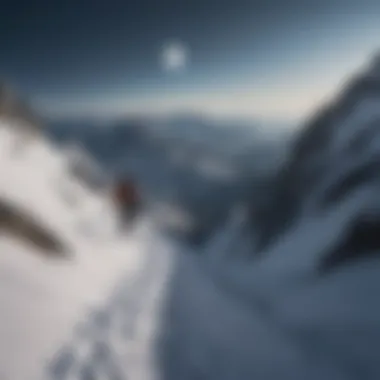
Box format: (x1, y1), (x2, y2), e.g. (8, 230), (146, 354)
(47, 114), (294, 244)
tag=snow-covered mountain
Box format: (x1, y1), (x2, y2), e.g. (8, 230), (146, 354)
(251, 52), (380, 253)
(0, 119), (171, 380)
(47, 115), (291, 246)
(3, 53), (380, 380)
(157, 53), (380, 380)
(0, 82), (42, 132)
(49, 113), (292, 173)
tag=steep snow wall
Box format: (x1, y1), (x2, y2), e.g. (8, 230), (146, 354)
(157, 53), (380, 380)
(0, 120), (158, 380)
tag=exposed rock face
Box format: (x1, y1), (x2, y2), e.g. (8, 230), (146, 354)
(0, 197), (69, 257)
(0, 82), (43, 133)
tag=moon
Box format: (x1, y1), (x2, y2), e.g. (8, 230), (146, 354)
(160, 40), (189, 73)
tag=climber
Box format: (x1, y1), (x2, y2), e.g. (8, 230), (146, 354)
(112, 178), (141, 228)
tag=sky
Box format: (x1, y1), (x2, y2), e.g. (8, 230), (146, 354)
(0, 0), (379, 121)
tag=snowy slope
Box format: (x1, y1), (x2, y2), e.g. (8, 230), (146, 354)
(2, 53), (380, 380)
(157, 54), (380, 380)
(251, 53), (380, 251)
(0, 121), (172, 380)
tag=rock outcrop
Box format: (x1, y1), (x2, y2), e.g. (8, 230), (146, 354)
(0, 197), (69, 257)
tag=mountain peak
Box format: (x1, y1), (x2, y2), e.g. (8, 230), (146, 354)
(251, 51), (380, 252)
(367, 51), (380, 79)
(0, 82), (43, 133)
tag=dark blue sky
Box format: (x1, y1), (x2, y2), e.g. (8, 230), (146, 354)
(0, 0), (379, 119)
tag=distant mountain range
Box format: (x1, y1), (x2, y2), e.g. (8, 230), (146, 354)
(47, 113), (293, 245)
(48, 113), (293, 173)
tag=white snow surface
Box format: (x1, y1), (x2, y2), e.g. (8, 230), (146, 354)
(0, 122), (174, 380)
(159, 208), (380, 380)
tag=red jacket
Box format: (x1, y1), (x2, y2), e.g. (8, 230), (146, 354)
(113, 181), (139, 207)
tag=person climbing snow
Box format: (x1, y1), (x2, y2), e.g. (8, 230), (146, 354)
(112, 178), (141, 229)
